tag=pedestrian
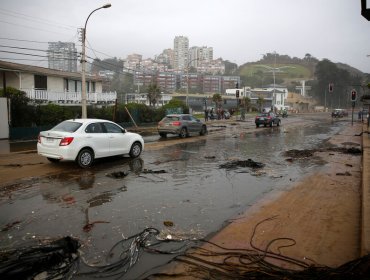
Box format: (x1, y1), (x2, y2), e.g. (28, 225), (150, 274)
(204, 108), (209, 121)
(358, 110), (362, 121)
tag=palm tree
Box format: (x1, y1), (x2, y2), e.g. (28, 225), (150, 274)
(147, 83), (161, 107)
(212, 93), (222, 108)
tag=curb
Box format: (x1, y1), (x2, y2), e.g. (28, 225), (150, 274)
(361, 122), (370, 256)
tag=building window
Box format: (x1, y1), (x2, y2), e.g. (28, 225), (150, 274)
(34, 75), (47, 90)
(64, 78), (69, 91)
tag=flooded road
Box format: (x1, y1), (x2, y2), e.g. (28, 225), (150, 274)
(0, 115), (349, 279)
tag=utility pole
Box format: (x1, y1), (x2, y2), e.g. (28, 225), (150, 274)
(81, 4), (111, 119)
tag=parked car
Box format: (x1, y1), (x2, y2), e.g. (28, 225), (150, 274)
(255, 112), (281, 128)
(37, 119), (144, 168)
(331, 109), (348, 118)
(157, 114), (207, 138)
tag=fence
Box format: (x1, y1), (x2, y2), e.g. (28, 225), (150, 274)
(24, 89), (117, 104)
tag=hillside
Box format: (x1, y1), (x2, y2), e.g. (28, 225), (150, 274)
(237, 59), (365, 89)
(239, 63), (312, 80)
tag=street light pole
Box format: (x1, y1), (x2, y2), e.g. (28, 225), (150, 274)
(257, 53), (294, 112)
(186, 58), (199, 108)
(81, 3), (111, 119)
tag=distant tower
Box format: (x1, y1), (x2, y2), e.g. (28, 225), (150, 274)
(173, 36), (189, 70)
(47, 42), (77, 72)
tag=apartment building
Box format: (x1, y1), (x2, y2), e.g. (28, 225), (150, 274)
(123, 53), (143, 71)
(173, 36), (189, 70)
(47, 42), (78, 72)
(189, 46), (213, 67)
(155, 48), (174, 66)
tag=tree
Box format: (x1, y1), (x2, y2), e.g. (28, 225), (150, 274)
(109, 72), (134, 94)
(242, 97), (251, 112)
(313, 59), (362, 108)
(0, 87), (35, 127)
(256, 96), (265, 112)
(91, 57), (123, 75)
(223, 60), (238, 75)
(212, 93), (222, 108)
(147, 83), (161, 107)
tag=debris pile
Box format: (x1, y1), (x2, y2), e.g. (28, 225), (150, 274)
(219, 159), (265, 169)
(284, 149), (314, 158)
(106, 171), (128, 178)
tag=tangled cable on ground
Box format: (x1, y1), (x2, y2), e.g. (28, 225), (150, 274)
(78, 227), (189, 279)
(143, 217), (370, 280)
(0, 228), (189, 279)
(1, 220), (370, 280)
(0, 236), (80, 280)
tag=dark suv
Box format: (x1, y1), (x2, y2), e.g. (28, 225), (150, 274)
(331, 109), (348, 118)
(157, 114), (207, 138)
(255, 112), (281, 128)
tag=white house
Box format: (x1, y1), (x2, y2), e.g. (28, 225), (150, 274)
(0, 60), (116, 104)
(126, 93), (172, 106)
(224, 85), (289, 111)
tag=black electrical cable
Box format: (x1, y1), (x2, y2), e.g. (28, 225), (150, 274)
(0, 236), (80, 280)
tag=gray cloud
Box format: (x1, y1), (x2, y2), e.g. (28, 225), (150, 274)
(1, 0), (369, 72)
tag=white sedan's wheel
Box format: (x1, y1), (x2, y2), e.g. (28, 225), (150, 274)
(77, 149), (94, 168)
(129, 142), (142, 158)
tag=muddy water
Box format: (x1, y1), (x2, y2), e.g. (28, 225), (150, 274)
(0, 117), (347, 279)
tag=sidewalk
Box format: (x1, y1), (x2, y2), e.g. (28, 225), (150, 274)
(361, 122), (370, 255)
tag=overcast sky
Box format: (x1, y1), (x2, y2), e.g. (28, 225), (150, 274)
(1, 0), (370, 73)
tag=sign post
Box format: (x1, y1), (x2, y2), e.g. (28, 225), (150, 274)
(329, 83), (334, 110)
(351, 89), (357, 126)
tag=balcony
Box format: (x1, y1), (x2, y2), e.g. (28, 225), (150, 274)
(24, 89), (117, 105)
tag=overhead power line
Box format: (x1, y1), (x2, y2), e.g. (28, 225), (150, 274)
(0, 50), (79, 60)
(0, 7), (78, 30)
(0, 19), (73, 37)
(0, 37), (50, 44)
(0, 44), (78, 55)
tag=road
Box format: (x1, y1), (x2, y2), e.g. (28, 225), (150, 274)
(0, 113), (363, 279)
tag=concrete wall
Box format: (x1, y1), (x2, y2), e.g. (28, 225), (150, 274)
(0, 98), (9, 139)
(20, 73), (34, 89)
(48, 76), (64, 91)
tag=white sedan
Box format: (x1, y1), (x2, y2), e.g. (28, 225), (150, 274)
(37, 119), (144, 168)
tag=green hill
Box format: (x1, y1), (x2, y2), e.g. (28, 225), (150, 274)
(238, 63), (313, 86)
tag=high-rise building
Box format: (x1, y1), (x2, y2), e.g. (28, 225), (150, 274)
(47, 42), (77, 72)
(173, 36), (189, 70)
(189, 46), (213, 67)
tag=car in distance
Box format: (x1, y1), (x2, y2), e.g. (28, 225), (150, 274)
(255, 112), (281, 128)
(157, 114), (207, 138)
(37, 119), (144, 168)
(331, 109), (348, 118)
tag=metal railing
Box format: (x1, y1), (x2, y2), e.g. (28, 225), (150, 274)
(24, 89), (117, 104)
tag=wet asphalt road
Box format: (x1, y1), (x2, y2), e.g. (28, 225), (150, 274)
(0, 114), (349, 279)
